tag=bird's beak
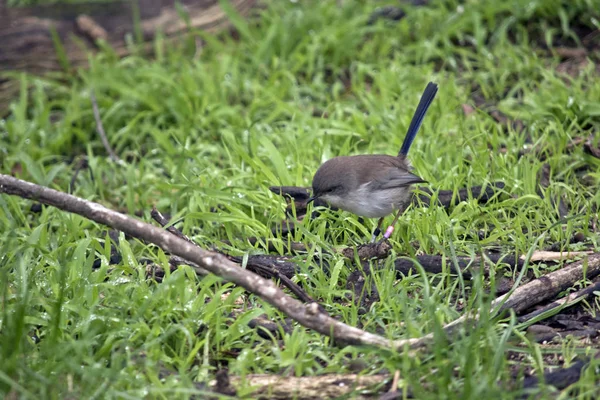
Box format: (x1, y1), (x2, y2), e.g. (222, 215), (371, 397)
(306, 196), (316, 204)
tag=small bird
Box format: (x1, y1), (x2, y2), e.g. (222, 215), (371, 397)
(308, 81), (438, 242)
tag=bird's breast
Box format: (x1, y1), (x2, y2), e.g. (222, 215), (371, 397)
(332, 182), (413, 218)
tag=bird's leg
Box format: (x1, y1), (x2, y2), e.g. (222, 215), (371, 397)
(379, 210), (402, 243)
(370, 217), (385, 243)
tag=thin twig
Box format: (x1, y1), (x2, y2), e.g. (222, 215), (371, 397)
(90, 90), (121, 163)
(69, 157), (92, 193)
(150, 207), (196, 244)
(168, 254), (209, 276)
(390, 370), (400, 392)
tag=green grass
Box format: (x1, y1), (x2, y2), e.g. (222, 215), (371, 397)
(2, 0), (600, 398)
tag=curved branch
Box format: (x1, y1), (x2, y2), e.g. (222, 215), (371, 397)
(0, 174), (420, 351)
(3, 174), (598, 351)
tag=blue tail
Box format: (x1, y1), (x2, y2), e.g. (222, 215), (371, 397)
(398, 82), (438, 157)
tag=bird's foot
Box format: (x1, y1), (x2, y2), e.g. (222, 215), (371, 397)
(376, 236), (389, 246)
(371, 225), (395, 246)
(370, 227), (382, 243)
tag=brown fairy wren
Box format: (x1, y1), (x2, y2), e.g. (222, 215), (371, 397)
(308, 81), (438, 242)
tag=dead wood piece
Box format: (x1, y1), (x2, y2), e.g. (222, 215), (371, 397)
(226, 253), (318, 305)
(553, 47), (588, 59)
(526, 324), (560, 343)
(248, 317), (293, 340)
(91, 229), (122, 269)
(168, 254), (209, 276)
(69, 157), (94, 192)
(367, 1), (429, 26)
(223, 374), (389, 400)
(404, 252), (600, 349)
(367, 6), (406, 25)
(271, 220), (303, 235)
(517, 280), (600, 323)
(145, 262), (167, 282)
(583, 137), (600, 159)
(559, 328), (599, 339)
(545, 232), (588, 252)
(417, 181), (504, 207)
(213, 369), (237, 397)
(338, 251), (517, 295)
(394, 253), (524, 278)
(556, 57), (593, 77)
(76, 14), (108, 42)
(2, 173), (425, 351)
(340, 241), (392, 260)
(150, 207), (196, 244)
(521, 352), (600, 393)
(552, 313), (600, 331)
(497, 253), (600, 314)
(393, 253), (518, 295)
(92, 243), (122, 270)
(151, 206), (316, 304)
(525, 251), (594, 263)
(228, 254), (300, 279)
(0, 0), (258, 114)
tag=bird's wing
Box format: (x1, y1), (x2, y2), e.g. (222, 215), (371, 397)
(368, 167), (425, 190)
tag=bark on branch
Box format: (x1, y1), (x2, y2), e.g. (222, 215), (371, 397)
(0, 174), (421, 351)
(2, 174), (599, 352)
(407, 252), (600, 348)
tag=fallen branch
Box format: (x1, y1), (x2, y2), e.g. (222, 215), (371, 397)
(248, 316), (294, 340)
(69, 157), (94, 193)
(220, 373), (389, 399)
(394, 253), (523, 278)
(525, 250), (594, 263)
(517, 280), (600, 323)
(407, 252), (600, 348)
(499, 254), (600, 314)
(4, 174), (597, 352)
(150, 207), (316, 304)
(521, 351), (600, 394)
(341, 249), (524, 277)
(0, 174), (422, 351)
